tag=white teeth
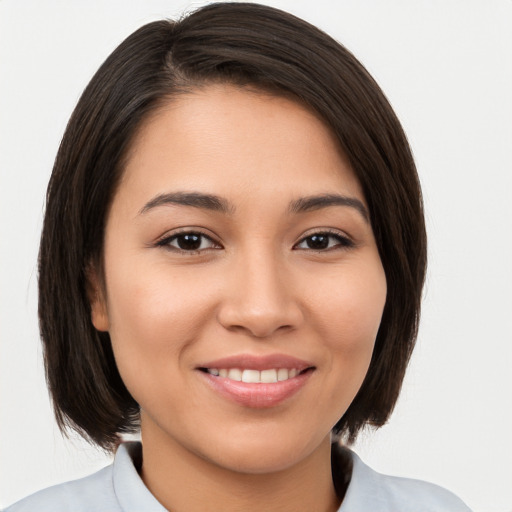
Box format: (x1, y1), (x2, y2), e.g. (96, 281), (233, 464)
(206, 368), (302, 383)
(227, 368), (243, 381)
(277, 368), (289, 381)
(260, 369), (278, 383)
(242, 369), (260, 383)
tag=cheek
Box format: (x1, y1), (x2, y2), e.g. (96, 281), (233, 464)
(311, 259), (386, 389)
(107, 258), (211, 328)
(315, 261), (386, 344)
(103, 261), (217, 385)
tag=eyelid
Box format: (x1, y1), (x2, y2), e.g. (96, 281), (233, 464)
(153, 227), (354, 253)
(155, 227), (223, 252)
(293, 228), (355, 251)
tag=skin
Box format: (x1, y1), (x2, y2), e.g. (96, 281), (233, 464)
(90, 84), (387, 512)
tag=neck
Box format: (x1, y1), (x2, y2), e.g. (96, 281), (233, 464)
(140, 421), (341, 512)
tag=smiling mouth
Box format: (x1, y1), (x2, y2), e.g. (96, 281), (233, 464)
(199, 367), (313, 383)
(198, 364), (315, 408)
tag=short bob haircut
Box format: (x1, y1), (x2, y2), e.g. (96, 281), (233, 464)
(39, 2), (426, 451)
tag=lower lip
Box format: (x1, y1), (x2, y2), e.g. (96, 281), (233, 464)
(198, 370), (313, 408)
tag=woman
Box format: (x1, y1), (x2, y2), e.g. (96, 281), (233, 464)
(5, 3), (471, 511)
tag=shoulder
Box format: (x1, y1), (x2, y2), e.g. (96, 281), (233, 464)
(3, 442), (165, 512)
(3, 464), (120, 512)
(336, 446), (472, 512)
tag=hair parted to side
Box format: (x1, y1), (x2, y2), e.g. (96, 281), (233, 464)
(39, 2), (426, 451)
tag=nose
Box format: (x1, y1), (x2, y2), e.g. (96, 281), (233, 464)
(217, 249), (304, 338)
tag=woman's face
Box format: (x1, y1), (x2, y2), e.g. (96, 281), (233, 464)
(91, 84), (386, 473)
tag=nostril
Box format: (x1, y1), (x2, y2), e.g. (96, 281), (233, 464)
(216, 289), (305, 338)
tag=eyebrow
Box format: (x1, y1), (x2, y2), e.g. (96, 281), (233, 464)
(139, 191), (369, 223)
(289, 194), (369, 223)
(139, 192), (233, 215)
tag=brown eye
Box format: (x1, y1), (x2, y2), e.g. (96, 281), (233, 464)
(175, 234), (203, 250)
(158, 232), (220, 252)
(305, 234), (329, 250)
(295, 232), (354, 251)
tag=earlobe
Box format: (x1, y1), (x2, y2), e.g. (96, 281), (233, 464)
(86, 264), (109, 332)
(91, 294), (109, 332)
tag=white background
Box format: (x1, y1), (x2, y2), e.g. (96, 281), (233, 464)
(1, 1), (511, 511)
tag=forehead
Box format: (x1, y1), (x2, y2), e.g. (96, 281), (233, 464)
(119, 84), (364, 210)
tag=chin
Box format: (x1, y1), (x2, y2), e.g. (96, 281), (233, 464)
(201, 428), (330, 475)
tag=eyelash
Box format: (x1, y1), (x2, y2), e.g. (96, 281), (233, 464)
(156, 230), (221, 254)
(294, 230), (355, 251)
(155, 229), (354, 254)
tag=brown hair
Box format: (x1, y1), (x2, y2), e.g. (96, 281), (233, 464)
(39, 2), (426, 451)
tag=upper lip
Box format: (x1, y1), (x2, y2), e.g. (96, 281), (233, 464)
(197, 353), (314, 372)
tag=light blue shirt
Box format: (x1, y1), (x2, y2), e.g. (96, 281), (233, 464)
(4, 442), (471, 511)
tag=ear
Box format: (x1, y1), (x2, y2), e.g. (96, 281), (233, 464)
(86, 263), (110, 332)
